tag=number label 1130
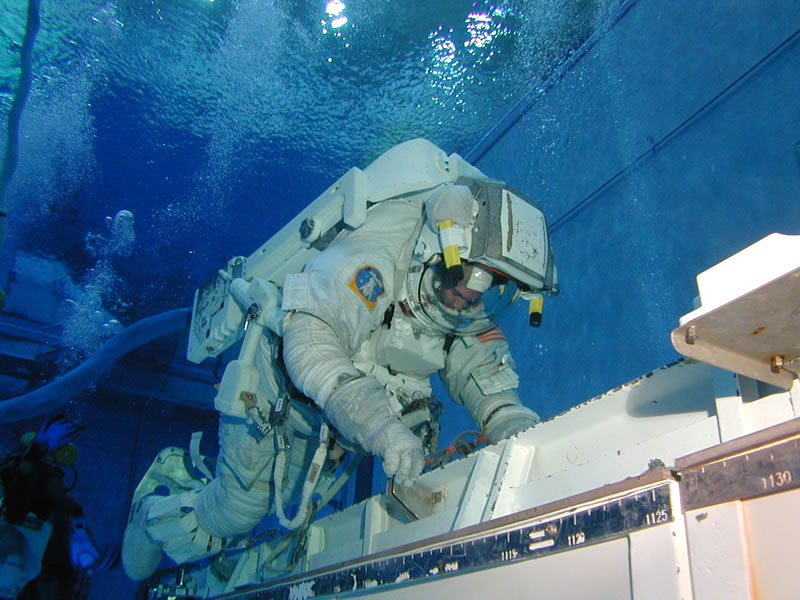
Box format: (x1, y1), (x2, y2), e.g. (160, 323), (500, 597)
(761, 470), (792, 490)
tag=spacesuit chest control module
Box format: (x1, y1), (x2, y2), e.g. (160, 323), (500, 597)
(122, 138), (557, 581)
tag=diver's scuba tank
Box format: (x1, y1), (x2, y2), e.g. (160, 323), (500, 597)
(69, 516), (100, 570)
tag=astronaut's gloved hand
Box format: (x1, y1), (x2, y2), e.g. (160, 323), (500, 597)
(483, 404), (540, 444)
(324, 376), (424, 487)
(375, 422), (425, 487)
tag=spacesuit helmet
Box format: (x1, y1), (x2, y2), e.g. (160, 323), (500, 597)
(406, 179), (557, 336)
(413, 260), (519, 334)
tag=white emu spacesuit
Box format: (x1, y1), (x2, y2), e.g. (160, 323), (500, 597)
(122, 140), (557, 581)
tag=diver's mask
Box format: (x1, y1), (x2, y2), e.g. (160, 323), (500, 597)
(407, 260), (521, 336)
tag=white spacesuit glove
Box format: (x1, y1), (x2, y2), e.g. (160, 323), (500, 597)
(483, 403), (540, 443)
(324, 375), (424, 486)
(378, 422), (426, 487)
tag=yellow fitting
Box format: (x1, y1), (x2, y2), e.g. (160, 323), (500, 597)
(443, 245), (462, 269)
(438, 220), (462, 269)
(528, 295), (544, 327)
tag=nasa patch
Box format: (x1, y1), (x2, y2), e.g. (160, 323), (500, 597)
(348, 266), (385, 310)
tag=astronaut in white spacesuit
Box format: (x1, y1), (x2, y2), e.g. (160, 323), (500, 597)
(122, 160), (556, 581)
(280, 184), (546, 487)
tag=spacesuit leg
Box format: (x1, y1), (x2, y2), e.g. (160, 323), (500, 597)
(193, 418), (276, 537)
(121, 418), (276, 580)
(123, 338), (289, 580)
(191, 416), (318, 540)
(122, 408), (321, 580)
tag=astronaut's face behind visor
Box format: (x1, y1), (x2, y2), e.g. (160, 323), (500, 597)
(440, 281), (483, 311)
(418, 262), (521, 336)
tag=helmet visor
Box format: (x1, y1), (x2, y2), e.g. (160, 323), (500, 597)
(416, 263), (520, 335)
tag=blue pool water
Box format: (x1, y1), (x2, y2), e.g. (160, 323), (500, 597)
(1, 1), (799, 598)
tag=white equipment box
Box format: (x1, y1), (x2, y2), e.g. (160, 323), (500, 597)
(150, 233), (800, 599)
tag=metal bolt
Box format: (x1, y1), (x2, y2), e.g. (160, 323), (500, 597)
(244, 303), (261, 331)
(545, 522), (558, 538)
(240, 391), (257, 409)
(247, 303), (261, 320)
(770, 355), (784, 374)
(685, 325), (697, 345)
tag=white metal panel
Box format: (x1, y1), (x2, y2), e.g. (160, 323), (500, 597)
(687, 234), (800, 321)
(741, 391), (796, 435)
(370, 511), (455, 557)
(630, 528), (693, 600)
(450, 445), (502, 530)
(713, 367), (747, 442)
(672, 234), (800, 389)
(496, 417), (720, 517)
(629, 482), (693, 600)
(354, 537), (632, 600)
(482, 440), (536, 522)
(685, 502), (753, 600)
(742, 489), (800, 600)
(515, 361), (716, 481)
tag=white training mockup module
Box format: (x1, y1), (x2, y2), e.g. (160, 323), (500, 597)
(146, 139), (800, 600)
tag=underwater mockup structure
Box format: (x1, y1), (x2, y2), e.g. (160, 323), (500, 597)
(137, 141), (800, 599)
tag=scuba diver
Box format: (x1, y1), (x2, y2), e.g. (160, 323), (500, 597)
(0, 415), (115, 598)
(121, 139), (557, 581)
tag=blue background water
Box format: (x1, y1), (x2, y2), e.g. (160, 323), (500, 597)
(1, 1), (799, 598)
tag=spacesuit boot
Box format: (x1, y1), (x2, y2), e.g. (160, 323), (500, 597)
(121, 446), (212, 581)
(121, 493), (164, 581)
(121, 434), (260, 581)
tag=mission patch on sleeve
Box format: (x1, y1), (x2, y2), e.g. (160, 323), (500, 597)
(348, 265), (385, 310)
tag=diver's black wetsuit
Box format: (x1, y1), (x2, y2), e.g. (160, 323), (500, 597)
(1, 444), (84, 600)
(1, 445), (83, 524)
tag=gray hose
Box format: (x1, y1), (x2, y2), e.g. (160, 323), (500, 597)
(0, 0), (42, 249)
(0, 307), (191, 423)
